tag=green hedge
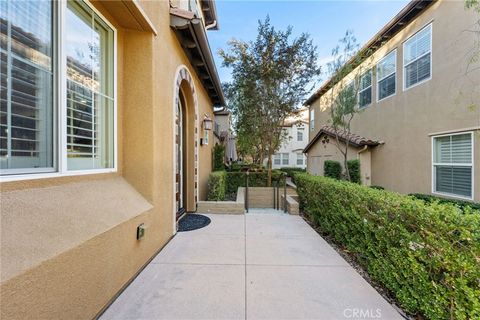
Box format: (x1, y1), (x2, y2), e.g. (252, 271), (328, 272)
(228, 163), (264, 172)
(226, 170), (285, 194)
(346, 159), (361, 184)
(295, 173), (480, 319)
(324, 160), (341, 180)
(207, 171), (226, 201)
(409, 193), (480, 211)
(279, 167), (306, 178)
(213, 144), (225, 171)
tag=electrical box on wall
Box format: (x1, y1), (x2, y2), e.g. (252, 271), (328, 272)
(137, 224), (145, 240)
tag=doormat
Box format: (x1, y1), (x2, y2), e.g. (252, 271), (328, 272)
(178, 214), (211, 232)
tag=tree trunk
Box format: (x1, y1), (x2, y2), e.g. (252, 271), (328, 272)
(344, 144), (350, 181)
(267, 151), (273, 187)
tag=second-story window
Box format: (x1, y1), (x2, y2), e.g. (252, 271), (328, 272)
(358, 70), (372, 108)
(310, 109), (314, 131)
(404, 24), (432, 89)
(377, 50), (396, 101)
(297, 128), (304, 141)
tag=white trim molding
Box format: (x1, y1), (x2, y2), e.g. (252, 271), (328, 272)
(431, 131), (474, 201)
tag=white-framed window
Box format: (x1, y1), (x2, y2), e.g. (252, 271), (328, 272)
(403, 23), (432, 89)
(281, 153), (289, 165)
(297, 127), (304, 141)
(358, 70), (372, 108)
(0, 0), (116, 180)
(310, 109), (314, 131)
(432, 132), (473, 200)
(296, 153), (304, 166)
(377, 50), (396, 101)
(273, 153), (281, 165)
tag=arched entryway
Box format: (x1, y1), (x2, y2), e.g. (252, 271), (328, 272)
(173, 66), (199, 227)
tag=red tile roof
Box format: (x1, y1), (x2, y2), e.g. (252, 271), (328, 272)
(303, 126), (380, 153)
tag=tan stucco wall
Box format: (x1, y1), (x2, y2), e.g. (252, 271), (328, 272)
(308, 0), (480, 201)
(1, 0), (216, 318)
(306, 137), (358, 176)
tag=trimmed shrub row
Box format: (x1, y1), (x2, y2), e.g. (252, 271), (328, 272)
(295, 173), (480, 320)
(324, 160), (342, 180)
(346, 159), (361, 184)
(226, 170), (285, 194)
(207, 171), (226, 201)
(213, 144), (225, 171)
(324, 159), (361, 184)
(409, 193), (480, 211)
(279, 167), (306, 178)
(228, 163), (264, 172)
(207, 170), (286, 200)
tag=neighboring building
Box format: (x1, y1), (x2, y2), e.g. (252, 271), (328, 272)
(0, 0), (224, 318)
(269, 107), (309, 169)
(213, 108), (237, 162)
(304, 0), (480, 202)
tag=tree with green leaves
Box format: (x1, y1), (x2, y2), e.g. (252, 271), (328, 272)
(465, 0), (480, 74)
(219, 16), (321, 185)
(325, 31), (374, 181)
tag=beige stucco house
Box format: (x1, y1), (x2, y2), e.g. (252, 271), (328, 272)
(304, 0), (479, 202)
(0, 0), (224, 318)
(266, 107), (309, 169)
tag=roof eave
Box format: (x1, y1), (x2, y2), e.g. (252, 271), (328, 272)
(200, 0), (219, 30)
(303, 130), (379, 153)
(304, 0), (436, 106)
(170, 10), (226, 107)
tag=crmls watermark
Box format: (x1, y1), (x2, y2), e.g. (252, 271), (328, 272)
(343, 308), (382, 319)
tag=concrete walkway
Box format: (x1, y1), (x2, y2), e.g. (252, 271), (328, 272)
(100, 212), (403, 320)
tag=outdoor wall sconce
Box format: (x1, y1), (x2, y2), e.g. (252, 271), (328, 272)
(203, 115), (213, 130)
(137, 223), (146, 240)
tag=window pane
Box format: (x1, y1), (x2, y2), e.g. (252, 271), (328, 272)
(378, 74), (395, 100)
(377, 51), (396, 80)
(434, 134), (471, 164)
(435, 166), (472, 198)
(359, 87), (372, 108)
(359, 70), (372, 90)
(404, 25), (431, 65)
(451, 134), (472, 163)
(405, 53), (430, 88)
(0, 0), (54, 173)
(434, 136), (451, 163)
(274, 154), (280, 165)
(66, 1), (114, 171)
(296, 153), (303, 165)
(297, 131), (303, 141)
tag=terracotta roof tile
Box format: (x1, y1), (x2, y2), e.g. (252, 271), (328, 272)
(303, 125), (380, 153)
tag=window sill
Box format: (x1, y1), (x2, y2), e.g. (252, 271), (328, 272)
(432, 191), (474, 202)
(0, 168), (117, 183)
(403, 75), (432, 92)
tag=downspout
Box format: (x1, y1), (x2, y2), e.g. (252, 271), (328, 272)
(357, 145), (368, 157)
(205, 20), (217, 30)
(357, 145), (369, 185)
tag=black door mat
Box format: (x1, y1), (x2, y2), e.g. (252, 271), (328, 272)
(178, 214), (211, 232)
